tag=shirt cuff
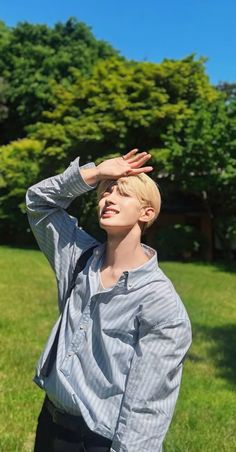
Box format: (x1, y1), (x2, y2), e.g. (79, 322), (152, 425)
(62, 156), (97, 196)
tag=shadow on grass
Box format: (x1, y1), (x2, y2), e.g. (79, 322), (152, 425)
(207, 261), (236, 275)
(188, 323), (236, 387)
(183, 259), (236, 275)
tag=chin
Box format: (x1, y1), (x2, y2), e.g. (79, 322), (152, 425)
(99, 221), (119, 230)
(99, 220), (122, 231)
(99, 221), (136, 236)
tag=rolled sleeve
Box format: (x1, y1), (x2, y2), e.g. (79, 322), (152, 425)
(111, 318), (192, 452)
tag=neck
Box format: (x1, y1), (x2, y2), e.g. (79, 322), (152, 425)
(103, 227), (149, 272)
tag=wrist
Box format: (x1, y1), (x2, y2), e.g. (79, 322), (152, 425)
(80, 166), (101, 186)
(95, 164), (104, 182)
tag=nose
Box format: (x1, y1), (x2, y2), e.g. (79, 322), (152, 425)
(100, 188), (119, 214)
(104, 186), (118, 203)
(105, 193), (116, 204)
(104, 198), (116, 211)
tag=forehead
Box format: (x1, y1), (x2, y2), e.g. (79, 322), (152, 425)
(104, 180), (118, 190)
(99, 180), (140, 200)
(98, 177), (146, 204)
(100, 180), (127, 194)
(105, 180), (118, 190)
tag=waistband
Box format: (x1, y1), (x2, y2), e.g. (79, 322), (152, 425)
(44, 395), (89, 437)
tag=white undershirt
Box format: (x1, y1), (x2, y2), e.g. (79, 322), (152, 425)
(98, 268), (115, 292)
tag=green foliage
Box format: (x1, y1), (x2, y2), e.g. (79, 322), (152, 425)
(27, 53), (236, 257)
(0, 77), (8, 122)
(154, 224), (206, 260)
(153, 87), (236, 255)
(157, 96), (232, 194)
(0, 18), (119, 143)
(0, 18), (235, 258)
(29, 55), (216, 164)
(214, 216), (236, 261)
(0, 138), (44, 244)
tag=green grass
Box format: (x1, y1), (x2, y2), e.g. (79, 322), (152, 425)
(0, 246), (236, 451)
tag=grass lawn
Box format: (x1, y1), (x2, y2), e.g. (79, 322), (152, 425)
(0, 246), (236, 451)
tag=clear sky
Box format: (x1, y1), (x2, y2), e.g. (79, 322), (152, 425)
(1, 0), (235, 85)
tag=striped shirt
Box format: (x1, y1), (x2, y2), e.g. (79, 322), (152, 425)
(26, 156), (192, 452)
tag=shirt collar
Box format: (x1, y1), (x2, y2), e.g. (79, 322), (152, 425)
(93, 242), (158, 291)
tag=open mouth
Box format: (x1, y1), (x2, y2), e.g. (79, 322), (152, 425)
(101, 208), (119, 218)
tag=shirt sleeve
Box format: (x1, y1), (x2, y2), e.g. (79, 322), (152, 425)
(111, 317), (192, 452)
(25, 156), (100, 310)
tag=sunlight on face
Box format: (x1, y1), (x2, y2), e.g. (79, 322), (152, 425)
(98, 183), (145, 235)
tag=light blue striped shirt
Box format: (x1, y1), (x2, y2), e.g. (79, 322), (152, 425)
(26, 156), (192, 452)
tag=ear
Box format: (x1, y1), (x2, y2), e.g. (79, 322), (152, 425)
(139, 206), (155, 224)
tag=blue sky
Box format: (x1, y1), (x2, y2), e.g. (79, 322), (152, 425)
(1, 0), (235, 85)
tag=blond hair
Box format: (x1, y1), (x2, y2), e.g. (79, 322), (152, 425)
(97, 173), (161, 235)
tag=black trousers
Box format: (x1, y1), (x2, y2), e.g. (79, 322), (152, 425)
(34, 397), (113, 452)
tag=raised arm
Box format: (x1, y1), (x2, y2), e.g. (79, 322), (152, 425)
(26, 149), (153, 309)
(25, 156), (99, 308)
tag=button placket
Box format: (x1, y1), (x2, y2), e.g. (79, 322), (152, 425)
(70, 305), (91, 352)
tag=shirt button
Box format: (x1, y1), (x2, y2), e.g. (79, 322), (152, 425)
(80, 325), (84, 330)
(68, 352), (73, 357)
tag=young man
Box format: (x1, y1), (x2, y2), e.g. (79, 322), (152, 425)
(26, 149), (192, 452)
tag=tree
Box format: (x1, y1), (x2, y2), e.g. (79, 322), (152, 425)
(153, 91), (236, 260)
(1, 42), (235, 259)
(0, 18), (120, 143)
(27, 54), (234, 257)
(0, 139), (44, 244)
(0, 77), (8, 123)
(213, 82), (236, 258)
(28, 55), (216, 173)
